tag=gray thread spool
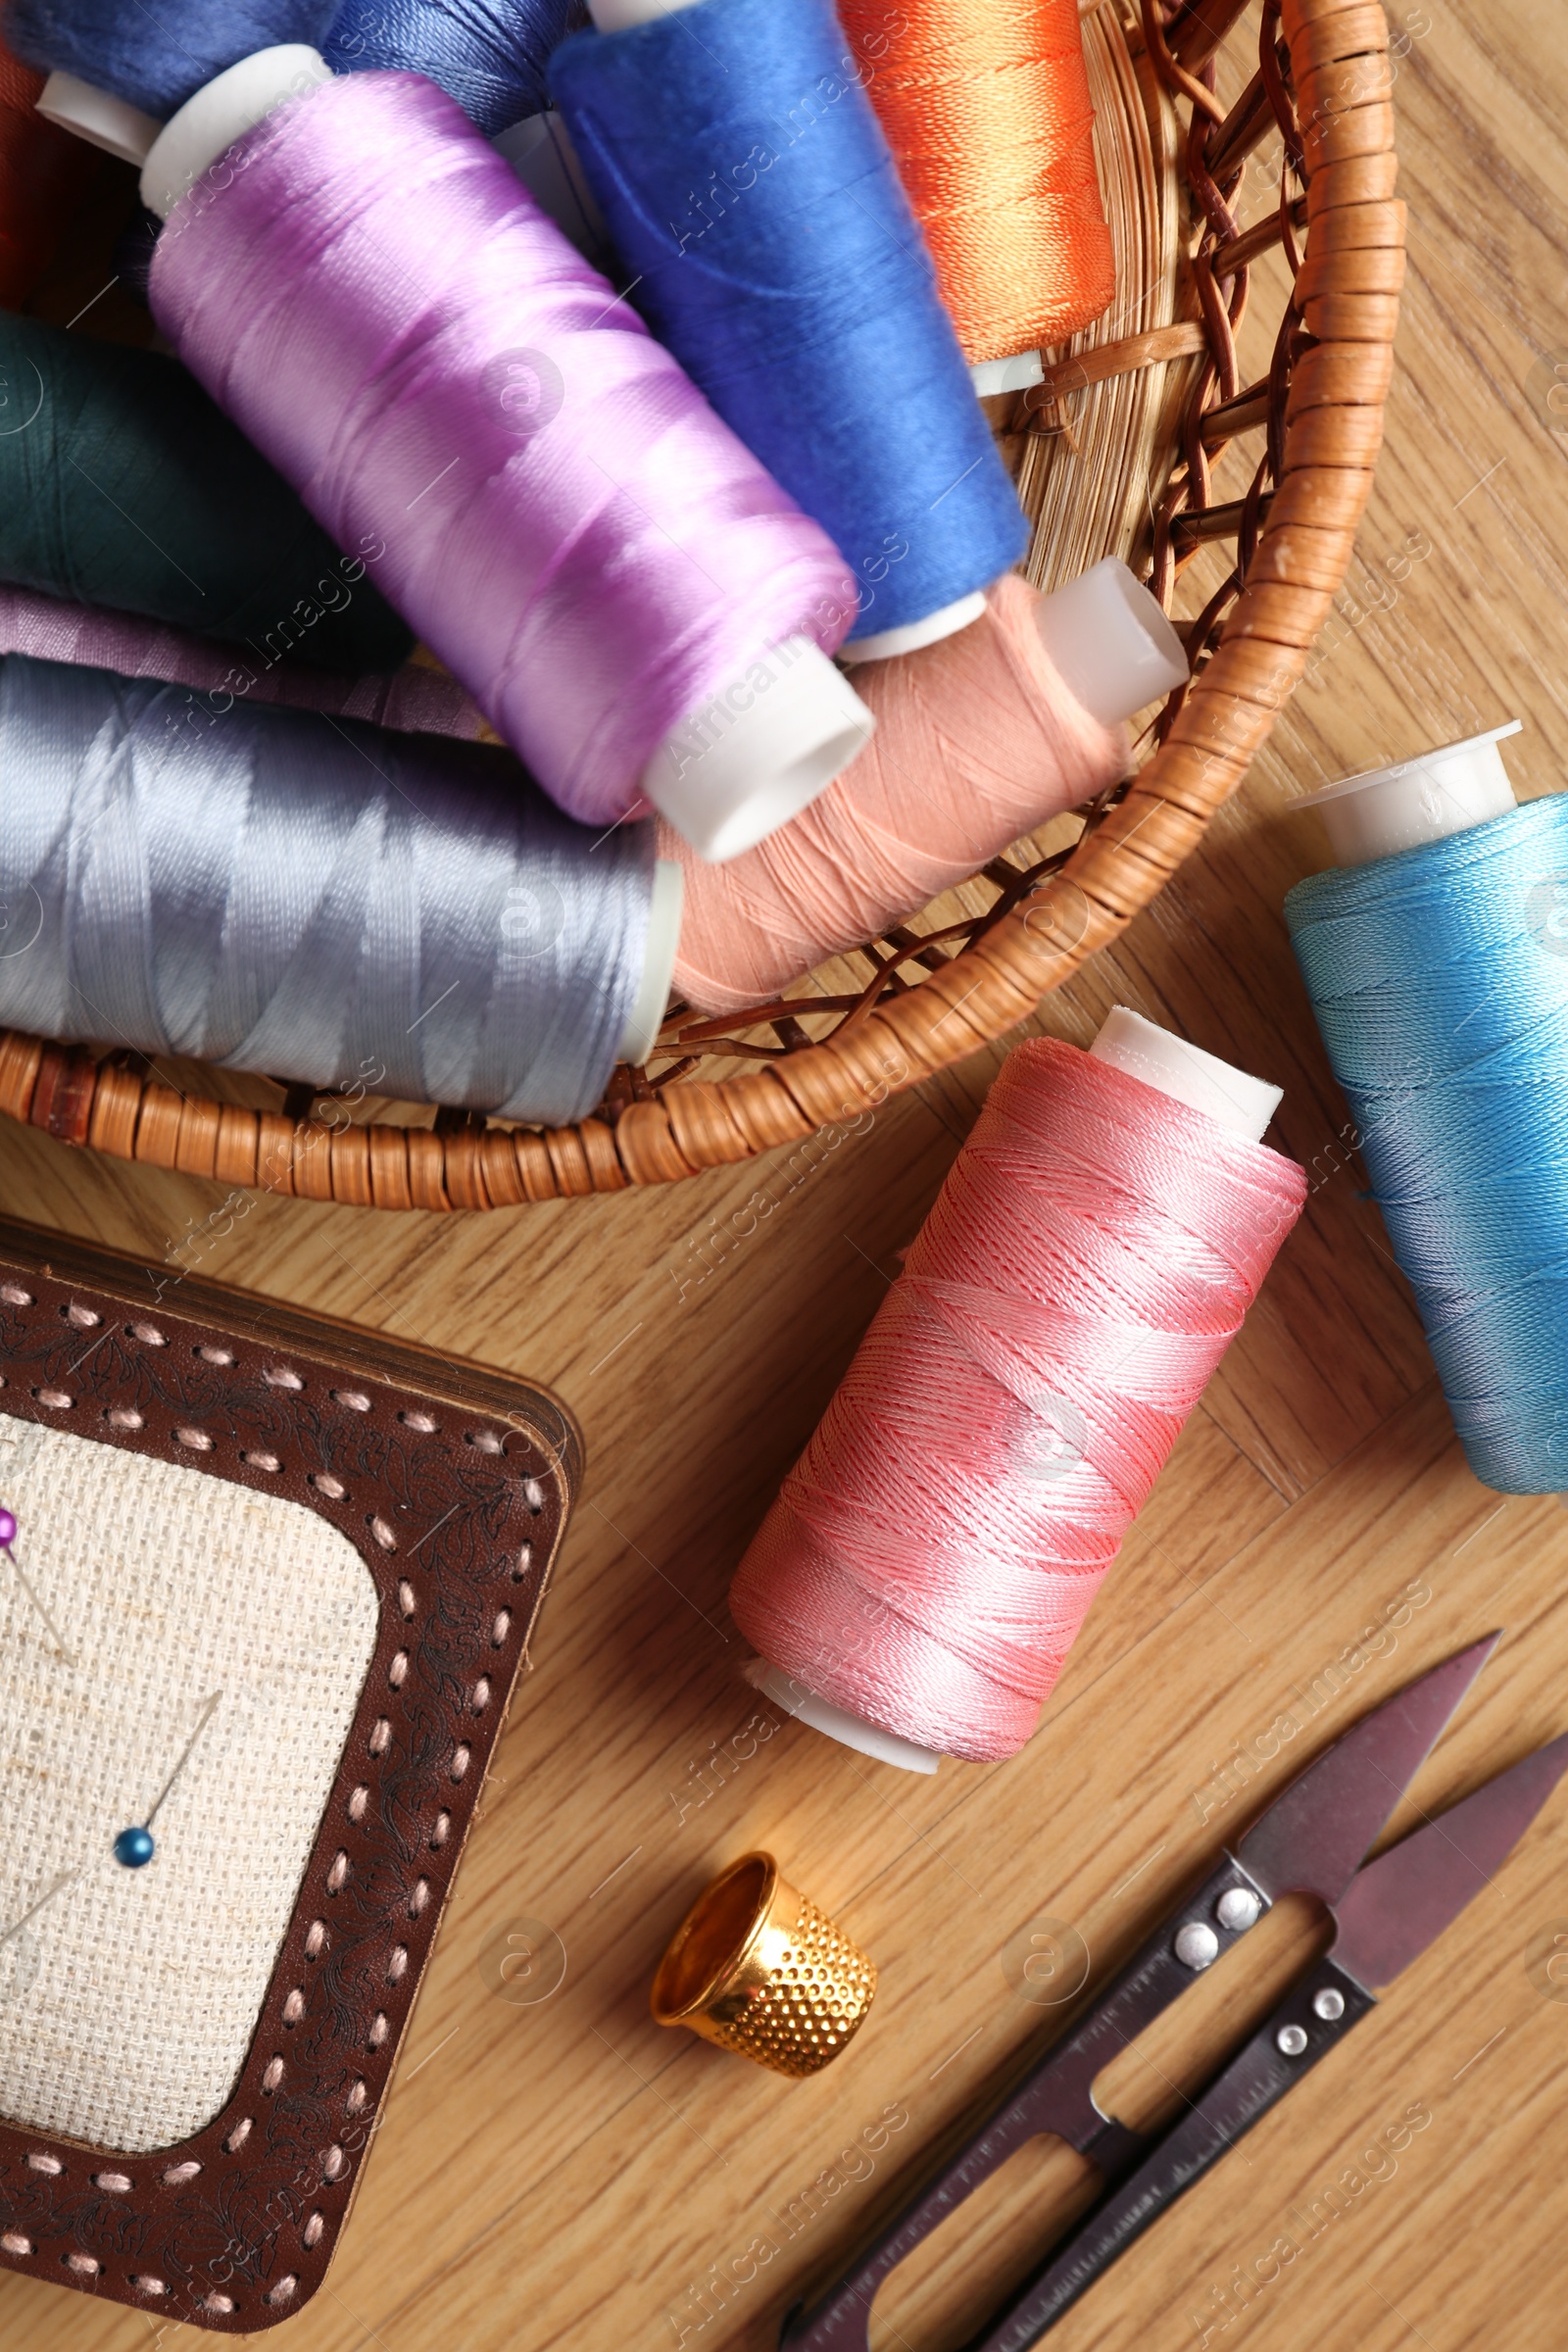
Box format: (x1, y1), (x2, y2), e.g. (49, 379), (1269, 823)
(0, 655), (679, 1120)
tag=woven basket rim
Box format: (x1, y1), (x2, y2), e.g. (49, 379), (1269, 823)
(0, 0), (1402, 1209)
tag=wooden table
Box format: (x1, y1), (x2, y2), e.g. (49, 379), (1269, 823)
(4, 1), (1567, 2344)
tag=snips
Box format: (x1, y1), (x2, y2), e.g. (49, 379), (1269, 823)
(783, 1632), (1568, 2349)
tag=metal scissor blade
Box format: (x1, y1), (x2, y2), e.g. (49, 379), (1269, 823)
(1235, 1630), (1500, 1907)
(1334, 1727), (1568, 1991)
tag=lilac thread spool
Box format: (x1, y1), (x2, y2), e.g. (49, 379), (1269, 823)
(115, 49), (870, 858)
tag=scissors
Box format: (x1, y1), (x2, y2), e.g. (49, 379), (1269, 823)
(782, 1631), (1568, 2350)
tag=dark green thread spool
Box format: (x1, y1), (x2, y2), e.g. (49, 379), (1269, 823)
(0, 316), (414, 672)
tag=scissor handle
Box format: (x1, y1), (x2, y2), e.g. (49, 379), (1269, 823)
(780, 1853), (1270, 2352)
(967, 1953), (1375, 2351)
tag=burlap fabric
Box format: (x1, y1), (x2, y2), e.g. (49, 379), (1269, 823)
(0, 1414), (376, 2152)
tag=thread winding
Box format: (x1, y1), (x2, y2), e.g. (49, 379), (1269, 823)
(664, 574), (1125, 1014)
(0, 580), (484, 736)
(324, 0), (575, 132)
(840, 0), (1114, 364)
(149, 71), (856, 829)
(1287, 793), (1568, 1494)
(551, 0), (1026, 637)
(0, 315), (414, 672)
(730, 1039), (1305, 1760)
(4, 0), (339, 118)
(0, 653), (653, 1120)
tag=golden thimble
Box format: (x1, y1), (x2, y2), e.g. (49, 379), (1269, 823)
(650, 1852), (876, 2077)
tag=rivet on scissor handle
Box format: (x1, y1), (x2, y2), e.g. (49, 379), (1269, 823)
(1312, 1986), (1347, 2021)
(1276, 2023), (1309, 2056)
(651, 1851), (877, 2078)
(1216, 1886), (1262, 1932)
(1174, 1922), (1219, 1970)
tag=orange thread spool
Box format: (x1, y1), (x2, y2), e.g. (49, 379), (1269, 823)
(0, 38), (98, 309)
(840, 0), (1115, 366)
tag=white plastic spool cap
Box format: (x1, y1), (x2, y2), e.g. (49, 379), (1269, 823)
(589, 0), (699, 24)
(1090, 1006), (1281, 1144)
(36, 72), (162, 165)
(1298, 721), (1523, 867)
(1035, 557), (1190, 728)
(642, 640), (874, 863)
(839, 594), (990, 664)
(971, 351), (1046, 397)
(744, 1659), (941, 1775)
(140, 46), (332, 220)
(842, 559), (1188, 691)
(494, 112), (610, 260)
(617, 858), (683, 1065)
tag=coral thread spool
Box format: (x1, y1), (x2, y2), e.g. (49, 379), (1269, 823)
(1287, 723), (1568, 1494)
(551, 0), (1027, 657)
(839, 0), (1115, 392)
(666, 560), (1189, 1016)
(732, 1016), (1304, 1769)
(134, 50), (869, 858)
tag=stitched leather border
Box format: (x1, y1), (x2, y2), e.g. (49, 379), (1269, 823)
(0, 1216), (580, 2332)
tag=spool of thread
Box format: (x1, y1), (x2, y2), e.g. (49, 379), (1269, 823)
(0, 31), (98, 305)
(0, 314), (415, 674)
(0, 652), (682, 1114)
(10, 1), (339, 159)
(138, 53), (869, 859)
(0, 580), (483, 736)
(322, 0), (574, 133)
(1286, 723), (1568, 1496)
(731, 1016), (1305, 1768)
(666, 561), (1189, 1015)
(492, 109), (612, 270)
(839, 0), (1115, 392)
(551, 0), (1027, 660)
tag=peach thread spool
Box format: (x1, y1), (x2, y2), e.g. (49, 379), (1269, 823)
(663, 560), (1188, 1018)
(731, 1014), (1307, 1771)
(839, 0), (1116, 393)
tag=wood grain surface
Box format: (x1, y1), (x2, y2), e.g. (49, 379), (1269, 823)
(4, 0), (1568, 2345)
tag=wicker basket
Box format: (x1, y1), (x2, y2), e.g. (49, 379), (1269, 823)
(1, 0), (1401, 1209)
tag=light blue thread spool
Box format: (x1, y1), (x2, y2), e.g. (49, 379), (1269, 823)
(1286, 722), (1568, 1494)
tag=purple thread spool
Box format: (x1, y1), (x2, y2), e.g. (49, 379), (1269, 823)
(129, 51), (871, 859)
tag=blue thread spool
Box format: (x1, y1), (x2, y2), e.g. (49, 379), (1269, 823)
(1285, 722), (1568, 1494)
(550, 0), (1027, 658)
(9, 3), (338, 157)
(322, 0), (576, 134)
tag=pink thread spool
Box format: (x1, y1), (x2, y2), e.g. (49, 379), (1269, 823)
(665, 561), (1189, 1014)
(122, 47), (868, 858)
(0, 582), (486, 737)
(731, 1014), (1306, 1770)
